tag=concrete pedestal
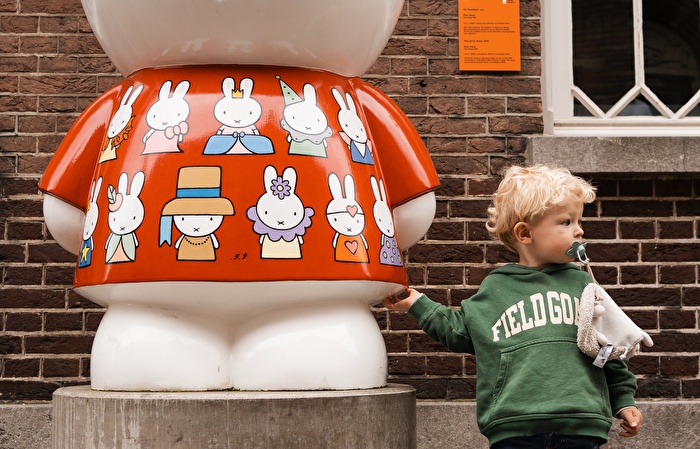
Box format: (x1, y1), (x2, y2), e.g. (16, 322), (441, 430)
(52, 384), (416, 449)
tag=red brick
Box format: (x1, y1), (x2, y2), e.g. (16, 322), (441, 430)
(399, 378), (448, 400)
(389, 355), (426, 375)
(628, 355), (659, 375)
(0, 380), (62, 401)
(620, 180), (654, 197)
(45, 311), (83, 332)
(429, 97), (465, 115)
(659, 220), (694, 239)
(20, 0), (85, 14)
(17, 114), (56, 133)
(0, 114), (16, 131)
(43, 358), (80, 377)
(3, 265), (42, 285)
(676, 199), (700, 217)
(40, 16), (80, 34)
(408, 0), (458, 16)
(76, 55), (116, 73)
(24, 335), (93, 355)
(659, 265), (696, 284)
(391, 57), (427, 76)
(428, 19), (458, 37)
(0, 0), (18, 12)
(428, 58), (460, 75)
(426, 221), (465, 241)
(0, 335), (23, 354)
(468, 97), (506, 115)
(637, 378), (680, 398)
(39, 96), (78, 113)
(383, 332), (409, 353)
(1, 15), (39, 33)
(20, 74), (97, 94)
(428, 137), (467, 154)
(427, 355), (463, 375)
(0, 288), (66, 308)
(4, 358), (40, 377)
(39, 55), (78, 73)
(5, 312), (42, 331)
(6, 221), (43, 240)
(410, 243), (483, 264)
(45, 265), (76, 286)
(660, 310), (697, 330)
(19, 35), (58, 53)
(507, 96), (542, 114)
(0, 243), (25, 262)
(683, 379), (700, 398)
(446, 378), (476, 399)
(620, 265), (656, 284)
(58, 34), (104, 54)
(660, 356), (699, 376)
(489, 115), (543, 134)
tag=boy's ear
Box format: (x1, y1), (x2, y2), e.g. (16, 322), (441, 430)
(513, 222), (532, 244)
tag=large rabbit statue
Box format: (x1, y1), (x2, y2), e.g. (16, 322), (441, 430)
(39, 0), (439, 391)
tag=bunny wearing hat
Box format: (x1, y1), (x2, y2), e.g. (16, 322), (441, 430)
(160, 166), (234, 261)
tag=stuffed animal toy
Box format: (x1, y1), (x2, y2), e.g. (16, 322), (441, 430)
(569, 241), (654, 367)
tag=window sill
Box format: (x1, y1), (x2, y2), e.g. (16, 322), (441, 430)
(527, 136), (700, 173)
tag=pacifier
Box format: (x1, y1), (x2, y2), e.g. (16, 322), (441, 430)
(566, 241), (589, 264)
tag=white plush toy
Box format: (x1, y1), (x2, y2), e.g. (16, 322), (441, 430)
(569, 242), (654, 367)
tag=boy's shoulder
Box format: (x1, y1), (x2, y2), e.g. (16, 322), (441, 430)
(475, 263), (588, 296)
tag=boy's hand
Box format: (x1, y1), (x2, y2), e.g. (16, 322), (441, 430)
(382, 288), (421, 312)
(618, 407), (643, 437)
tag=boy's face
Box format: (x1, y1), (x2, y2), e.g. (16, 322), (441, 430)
(521, 198), (585, 268)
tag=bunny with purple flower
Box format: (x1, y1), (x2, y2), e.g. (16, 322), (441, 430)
(246, 165), (314, 259)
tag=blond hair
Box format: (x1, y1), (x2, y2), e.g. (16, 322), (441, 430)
(486, 165), (596, 253)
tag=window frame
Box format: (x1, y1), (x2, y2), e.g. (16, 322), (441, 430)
(541, 0), (700, 137)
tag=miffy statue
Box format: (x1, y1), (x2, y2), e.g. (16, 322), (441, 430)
(39, 0), (439, 391)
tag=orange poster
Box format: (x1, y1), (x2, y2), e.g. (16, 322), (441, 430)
(459, 0), (521, 71)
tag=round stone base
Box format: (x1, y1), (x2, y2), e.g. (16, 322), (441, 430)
(52, 384), (416, 449)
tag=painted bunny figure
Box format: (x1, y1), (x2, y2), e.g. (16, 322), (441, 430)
(142, 80), (190, 154)
(104, 171), (145, 264)
(203, 77), (274, 155)
(247, 166), (314, 259)
(39, 0), (439, 391)
(78, 177), (102, 268)
(370, 176), (403, 267)
(333, 88), (373, 165)
(327, 173), (368, 263)
(279, 79), (333, 157)
(99, 84), (143, 163)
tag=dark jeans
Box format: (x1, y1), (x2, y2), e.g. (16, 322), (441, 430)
(491, 433), (603, 449)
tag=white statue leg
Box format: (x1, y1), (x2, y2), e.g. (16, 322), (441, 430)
(229, 300), (387, 390)
(90, 304), (231, 391)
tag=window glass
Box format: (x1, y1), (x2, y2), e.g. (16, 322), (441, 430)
(572, 0), (634, 114)
(643, 1), (700, 113)
(572, 0), (700, 118)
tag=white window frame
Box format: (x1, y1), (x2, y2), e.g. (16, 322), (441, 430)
(541, 0), (700, 137)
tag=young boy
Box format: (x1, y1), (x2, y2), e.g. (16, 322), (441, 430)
(384, 165), (643, 449)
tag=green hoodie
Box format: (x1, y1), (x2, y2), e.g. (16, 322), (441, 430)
(409, 263), (638, 446)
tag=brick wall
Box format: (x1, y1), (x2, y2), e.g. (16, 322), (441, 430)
(1, 0), (698, 402)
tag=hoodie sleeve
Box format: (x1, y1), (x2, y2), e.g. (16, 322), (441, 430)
(409, 294), (475, 354)
(604, 359), (638, 413)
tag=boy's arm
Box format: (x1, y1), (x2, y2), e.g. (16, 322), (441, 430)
(406, 292), (474, 354)
(604, 359), (643, 437)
